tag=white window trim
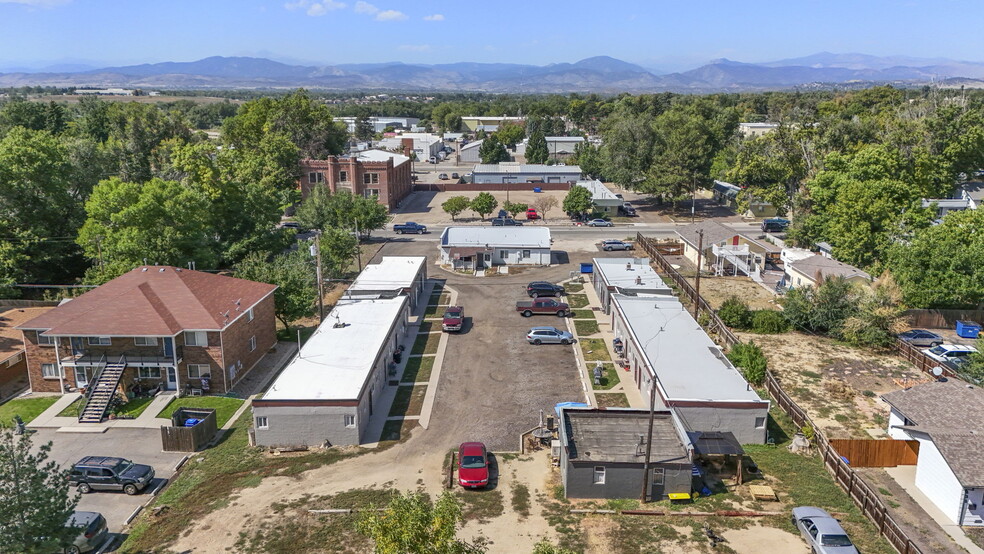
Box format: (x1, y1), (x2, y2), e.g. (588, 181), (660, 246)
(255, 416), (269, 429)
(188, 364), (210, 379)
(87, 336), (111, 346)
(248, 336), (256, 352)
(593, 466), (606, 484)
(138, 367), (162, 379)
(41, 363), (61, 378)
(185, 331), (207, 347)
(134, 337), (158, 346)
(652, 467), (665, 486)
(343, 414), (356, 428)
(246, 308), (254, 322)
(37, 331), (55, 346)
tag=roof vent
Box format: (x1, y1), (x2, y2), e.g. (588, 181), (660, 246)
(626, 262), (632, 270)
(635, 276), (642, 285)
(159, 268), (165, 272)
(141, 267), (148, 272)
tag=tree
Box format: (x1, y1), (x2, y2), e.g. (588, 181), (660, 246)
(319, 227), (360, 279)
(222, 89), (346, 159)
(718, 296), (752, 329)
(469, 192), (498, 220)
(562, 185), (593, 218)
(357, 491), (479, 554)
(532, 540), (578, 554)
(478, 135), (509, 164)
(442, 195), (470, 221)
(494, 121), (525, 148)
(526, 130), (549, 164)
(531, 195), (558, 221)
(354, 115), (375, 141)
(502, 201), (528, 218)
(0, 429), (79, 553)
(235, 250), (316, 330)
(571, 141), (603, 179)
(726, 342), (767, 385)
(295, 188), (389, 238)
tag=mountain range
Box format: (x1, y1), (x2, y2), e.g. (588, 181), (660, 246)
(1, 53), (983, 93)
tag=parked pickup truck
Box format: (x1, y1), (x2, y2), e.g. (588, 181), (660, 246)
(393, 222), (427, 234)
(442, 306), (464, 332)
(516, 298), (570, 317)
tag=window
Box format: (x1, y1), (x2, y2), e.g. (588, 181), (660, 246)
(37, 331), (55, 346)
(339, 170), (348, 182)
(248, 336), (256, 352)
(522, 250), (531, 258)
(754, 417), (766, 429)
(87, 336), (111, 346)
(246, 308), (254, 322)
(593, 466), (606, 484)
(255, 416), (268, 429)
(651, 467), (664, 485)
(134, 337), (158, 346)
(41, 363), (61, 378)
(499, 250), (507, 259)
(364, 189), (379, 198)
(363, 173), (379, 185)
(343, 414), (356, 428)
(138, 367), (161, 379)
(184, 331), (207, 346)
(188, 364), (210, 379)
(308, 172), (324, 184)
(7, 353), (23, 367)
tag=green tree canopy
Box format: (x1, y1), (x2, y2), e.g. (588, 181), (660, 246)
(469, 192), (498, 220)
(295, 188), (390, 237)
(502, 201), (528, 218)
(493, 121), (525, 148)
(235, 250), (316, 329)
(357, 491), (480, 554)
(222, 89), (346, 159)
(442, 195), (471, 221)
(562, 185), (593, 217)
(525, 130), (549, 164)
(478, 135), (509, 164)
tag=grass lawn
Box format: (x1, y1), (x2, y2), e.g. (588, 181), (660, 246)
(574, 319), (600, 336)
(565, 282), (584, 293)
(57, 397), (84, 417)
(570, 309), (595, 319)
(565, 294), (589, 309)
(455, 489), (505, 523)
(591, 363), (621, 390)
(0, 396), (59, 426)
(380, 419), (419, 442)
(121, 415), (367, 552)
(595, 393), (629, 408)
(388, 385), (427, 417)
(410, 332), (441, 355)
(423, 304), (447, 318)
(428, 293), (450, 306)
(401, 356), (435, 383)
(275, 325), (315, 344)
(59, 395), (158, 419)
(156, 396), (244, 428)
(579, 338), (611, 362)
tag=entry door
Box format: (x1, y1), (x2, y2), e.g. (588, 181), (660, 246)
(162, 337), (174, 359)
(166, 367), (177, 390)
(74, 367), (89, 388)
(483, 253), (492, 267)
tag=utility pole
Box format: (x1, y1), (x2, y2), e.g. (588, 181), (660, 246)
(311, 230), (324, 324)
(354, 218), (363, 272)
(693, 230), (704, 320)
(640, 372), (658, 503)
(690, 171), (697, 223)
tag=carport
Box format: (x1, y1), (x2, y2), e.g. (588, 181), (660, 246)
(693, 431), (745, 485)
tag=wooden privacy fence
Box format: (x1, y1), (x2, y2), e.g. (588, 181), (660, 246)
(636, 233), (739, 348)
(903, 309), (984, 329)
(828, 439), (919, 468)
(766, 371), (923, 554)
(892, 339), (960, 380)
(161, 408), (218, 452)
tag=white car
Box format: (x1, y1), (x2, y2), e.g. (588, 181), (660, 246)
(586, 219), (613, 227)
(923, 344), (978, 366)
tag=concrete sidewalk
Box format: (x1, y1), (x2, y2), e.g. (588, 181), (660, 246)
(886, 465), (984, 554)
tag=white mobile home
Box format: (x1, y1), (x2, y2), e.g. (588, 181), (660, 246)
(347, 256), (428, 309)
(439, 227), (551, 270)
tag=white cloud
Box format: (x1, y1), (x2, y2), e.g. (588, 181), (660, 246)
(423, 14), (444, 21)
(353, 0), (378, 14)
(398, 44), (432, 52)
(284, 0), (345, 16)
(375, 9), (407, 21)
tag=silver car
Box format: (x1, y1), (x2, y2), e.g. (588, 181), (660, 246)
(526, 327), (575, 345)
(601, 240), (633, 251)
(791, 506), (858, 553)
(66, 511), (110, 553)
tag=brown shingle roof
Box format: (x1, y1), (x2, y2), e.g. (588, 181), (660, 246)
(882, 380), (984, 487)
(0, 306), (54, 362)
(674, 221), (779, 253)
(788, 255), (871, 282)
(18, 266), (276, 336)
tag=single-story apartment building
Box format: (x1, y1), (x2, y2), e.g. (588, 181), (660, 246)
(605, 294), (770, 444)
(346, 256), (428, 309)
(576, 180), (622, 215)
(783, 251), (871, 289)
(439, 227), (552, 270)
(591, 257), (673, 314)
(882, 380), (984, 527)
(559, 407), (693, 500)
(472, 163), (582, 185)
(252, 296), (410, 447)
(675, 221), (779, 277)
(738, 122), (779, 138)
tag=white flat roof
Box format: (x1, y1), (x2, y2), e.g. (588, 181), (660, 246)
(613, 294), (763, 403)
(577, 179), (619, 202)
(473, 163), (582, 175)
(593, 258), (672, 295)
(263, 297), (407, 401)
(349, 256), (425, 292)
(441, 226), (551, 248)
(356, 149), (410, 166)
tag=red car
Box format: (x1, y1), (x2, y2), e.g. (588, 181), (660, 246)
(457, 442), (489, 489)
(442, 306), (464, 332)
(526, 208), (539, 220)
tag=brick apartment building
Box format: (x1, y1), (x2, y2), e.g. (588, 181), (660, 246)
(0, 306), (54, 399)
(17, 266), (277, 396)
(299, 146), (413, 211)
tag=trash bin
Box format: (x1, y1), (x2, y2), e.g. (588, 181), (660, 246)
(533, 187), (542, 193)
(956, 320), (981, 339)
(580, 262), (593, 274)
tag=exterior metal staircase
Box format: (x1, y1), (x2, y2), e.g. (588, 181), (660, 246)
(78, 357), (126, 423)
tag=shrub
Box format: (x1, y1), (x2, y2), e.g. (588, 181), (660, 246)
(718, 296), (752, 329)
(751, 310), (790, 333)
(726, 341), (767, 385)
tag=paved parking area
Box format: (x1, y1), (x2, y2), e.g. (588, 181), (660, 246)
(32, 428), (187, 534)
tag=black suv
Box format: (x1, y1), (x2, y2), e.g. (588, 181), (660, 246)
(526, 281), (565, 298)
(69, 456), (155, 495)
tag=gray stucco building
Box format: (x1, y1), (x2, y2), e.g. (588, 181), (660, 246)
(472, 163), (582, 184)
(560, 408), (693, 500)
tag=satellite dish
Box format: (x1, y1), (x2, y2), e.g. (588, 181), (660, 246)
(931, 366), (943, 377)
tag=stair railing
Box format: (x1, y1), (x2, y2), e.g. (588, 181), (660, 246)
(76, 353), (106, 421)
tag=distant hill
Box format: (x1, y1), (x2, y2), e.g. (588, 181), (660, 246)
(2, 53), (984, 93)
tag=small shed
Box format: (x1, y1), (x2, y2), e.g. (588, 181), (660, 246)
(160, 407), (218, 452)
(692, 431), (745, 485)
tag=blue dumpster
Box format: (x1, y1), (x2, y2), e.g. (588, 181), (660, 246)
(956, 320), (981, 339)
(580, 263), (593, 274)
(533, 187), (542, 193)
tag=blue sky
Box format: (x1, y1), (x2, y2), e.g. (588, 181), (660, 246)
(0, 0), (978, 71)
